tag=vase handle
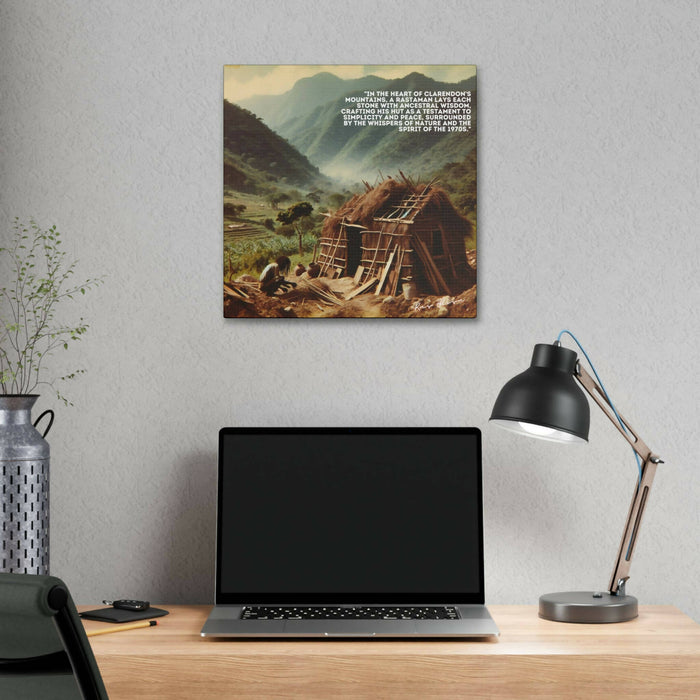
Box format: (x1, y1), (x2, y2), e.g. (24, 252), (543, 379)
(33, 409), (55, 438)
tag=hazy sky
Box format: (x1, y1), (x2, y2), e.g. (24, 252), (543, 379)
(223, 65), (476, 102)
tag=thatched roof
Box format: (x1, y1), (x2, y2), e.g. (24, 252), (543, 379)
(321, 177), (472, 238)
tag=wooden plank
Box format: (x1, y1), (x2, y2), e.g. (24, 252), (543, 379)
(387, 258), (398, 296)
(414, 237), (451, 295)
(386, 258), (399, 296)
(375, 245), (397, 295)
(412, 238), (440, 294)
(353, 265), (365, 286)
(431, 258), (452, 295)
(374, 192), (432, 223)
(366, 227), (384, 279)
(223, 283), (249, 299)
(306, 280), (343, 305)
(442, 229), (457, 279)
(345, 277), (378, 300)
(374, 215), (417, 225)
(374, 265), (385, 292)
(320, 217), (344, 276)
(390, 247), (405, 296)
(422, 252), (442, 294)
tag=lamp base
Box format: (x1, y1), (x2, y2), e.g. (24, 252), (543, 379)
(539, 591), (638, 623)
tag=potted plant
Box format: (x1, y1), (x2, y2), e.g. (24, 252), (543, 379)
(0, 218), (101, 574)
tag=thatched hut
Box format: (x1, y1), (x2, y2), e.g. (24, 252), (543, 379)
(316, 177), (475, 296)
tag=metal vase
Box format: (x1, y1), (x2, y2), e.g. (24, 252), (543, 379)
(0, 395), (54, 574)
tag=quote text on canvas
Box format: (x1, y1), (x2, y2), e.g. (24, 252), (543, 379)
(341, 90), (472, 132)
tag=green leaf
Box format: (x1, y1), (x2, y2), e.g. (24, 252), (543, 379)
(1, 218), (103, 405)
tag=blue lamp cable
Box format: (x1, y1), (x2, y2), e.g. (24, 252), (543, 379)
(556, 330), (643, 488)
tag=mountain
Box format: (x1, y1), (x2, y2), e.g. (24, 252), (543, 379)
(272, 72), (477, 182)
(432, 148), (477, 219)
(223, 100), (328, 193)
(239, 72), (389, 131)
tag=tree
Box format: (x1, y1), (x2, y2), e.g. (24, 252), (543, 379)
(223, 202), (246, 218)
(263, 218), (275, 231)
(264, 189), (281, 209)
(276, 224), (295, 238)
(299, 214), (318, 234)
(277, 202), (313, 256)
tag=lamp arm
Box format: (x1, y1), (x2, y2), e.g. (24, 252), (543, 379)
(575, 365), (664, 595)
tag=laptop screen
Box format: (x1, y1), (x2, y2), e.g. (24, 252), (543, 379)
(216, 428), (484, 605)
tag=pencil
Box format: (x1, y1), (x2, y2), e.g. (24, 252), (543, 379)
(86, 620), (158, 637)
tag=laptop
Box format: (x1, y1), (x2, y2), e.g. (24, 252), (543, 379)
(201, 427), (499, 638)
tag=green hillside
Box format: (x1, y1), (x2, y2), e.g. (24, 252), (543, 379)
(431, 149), (477, 221)
(223, 100), (328, 193)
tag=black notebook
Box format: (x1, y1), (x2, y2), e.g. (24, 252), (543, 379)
(79, 606), (169, 623)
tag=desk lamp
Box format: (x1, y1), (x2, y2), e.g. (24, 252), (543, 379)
(489, 332), (663, 623)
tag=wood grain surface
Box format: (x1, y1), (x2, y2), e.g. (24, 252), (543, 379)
(80, 605), (700, 699)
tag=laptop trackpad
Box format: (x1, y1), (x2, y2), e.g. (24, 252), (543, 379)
(283, 620), (416, 636)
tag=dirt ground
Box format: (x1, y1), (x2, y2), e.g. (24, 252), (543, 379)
(224, 274), (477, 319)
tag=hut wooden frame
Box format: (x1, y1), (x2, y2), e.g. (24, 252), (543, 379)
(316, 177), (475, 297)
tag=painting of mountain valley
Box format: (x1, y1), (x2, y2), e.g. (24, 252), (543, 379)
(223, 65), (477, 318)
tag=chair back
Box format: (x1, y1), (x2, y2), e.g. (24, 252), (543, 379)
(0, 572), (108, 699)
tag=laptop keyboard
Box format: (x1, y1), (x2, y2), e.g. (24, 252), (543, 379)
(241, 606), (459, 620)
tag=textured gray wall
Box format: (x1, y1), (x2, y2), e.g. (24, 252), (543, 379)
(1, 1), (698, 621)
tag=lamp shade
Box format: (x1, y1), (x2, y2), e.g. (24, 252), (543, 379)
(490, 343), (590, 443)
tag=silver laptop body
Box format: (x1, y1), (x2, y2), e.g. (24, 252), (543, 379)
(201, 427), (499, 639)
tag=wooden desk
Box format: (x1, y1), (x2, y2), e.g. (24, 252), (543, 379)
(80, 605), (700, 699)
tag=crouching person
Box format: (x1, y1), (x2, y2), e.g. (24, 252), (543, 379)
(259, 256), (297, 296)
